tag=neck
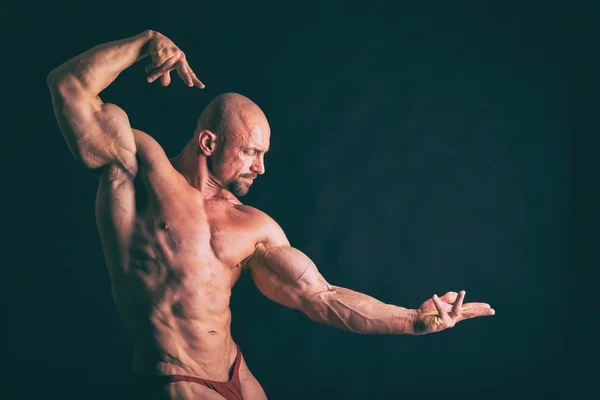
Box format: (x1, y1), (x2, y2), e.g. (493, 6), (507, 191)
(170, 145), (225, 199)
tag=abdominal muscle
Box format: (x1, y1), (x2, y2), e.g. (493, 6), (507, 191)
(112, 253), (240, 382)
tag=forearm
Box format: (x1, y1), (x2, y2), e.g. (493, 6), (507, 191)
(305, 286), (419, 335)
(47, 30), (153, 95)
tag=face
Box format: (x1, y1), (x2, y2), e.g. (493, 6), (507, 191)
(211, 121), (270, 196)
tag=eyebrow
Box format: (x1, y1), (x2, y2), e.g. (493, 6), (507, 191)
(248, 146), (268, 154)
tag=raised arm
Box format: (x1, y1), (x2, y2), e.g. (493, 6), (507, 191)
(247, 217), (495, 335)
(46, 30), (204, 177)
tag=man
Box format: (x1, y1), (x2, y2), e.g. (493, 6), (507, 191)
(47, 30), (495, 400)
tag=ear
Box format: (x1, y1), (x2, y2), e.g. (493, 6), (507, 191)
(198, 130), (217, 156)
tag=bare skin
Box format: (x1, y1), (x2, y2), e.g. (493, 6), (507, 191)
(47, 30), (495, 400)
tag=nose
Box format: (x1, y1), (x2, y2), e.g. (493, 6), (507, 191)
(251, 154), (265, 175)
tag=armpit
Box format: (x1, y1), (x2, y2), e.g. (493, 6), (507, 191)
(243, 241), (270, 271)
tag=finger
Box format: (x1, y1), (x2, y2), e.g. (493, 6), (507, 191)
(147, 56), (178, 83)
(440, 291), (458, 304)
(431, 294), (449, 319)
(182, 62), (205, 88)
(144, 54), (169, 73)
(145, 62), (158, 74)
(184, 64), (194, 87)
(463, 302), (492, 310)
(175, 63), (193, 87)
(144, 47), (179, 72)
(146, 56), (177, 83)
(189, 69), (205, 89)
(459, 303), (496, 320)
(160, 70), (171, 87)
(450, 290), (466, 318)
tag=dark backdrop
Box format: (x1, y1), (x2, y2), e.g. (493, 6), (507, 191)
(3, 1), (597, 399)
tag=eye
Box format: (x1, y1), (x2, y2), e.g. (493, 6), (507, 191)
(244, 149), (256, 156)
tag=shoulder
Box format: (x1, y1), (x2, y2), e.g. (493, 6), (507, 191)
(132, 129), (161, 151)
(131, 129), (170, 171)
(236, 205), (290, 262)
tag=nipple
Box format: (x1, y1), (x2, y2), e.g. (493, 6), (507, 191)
(160, 221), (177, 248)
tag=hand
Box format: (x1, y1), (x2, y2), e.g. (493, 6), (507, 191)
(144, 32), (205, 88)
(413, 290), (495, 334)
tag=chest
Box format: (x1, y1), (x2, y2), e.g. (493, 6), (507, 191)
(133, 176), (257, 270)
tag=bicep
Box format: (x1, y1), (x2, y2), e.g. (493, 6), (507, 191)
(50, 79), (137, 174)
(249, 244), (331, 311)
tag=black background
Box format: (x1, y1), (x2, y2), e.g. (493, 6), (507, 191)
(2, 0), (598, 399)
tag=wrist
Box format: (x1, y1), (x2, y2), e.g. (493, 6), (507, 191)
(403, 309), (419, 335)
(138, 30), (156, 60)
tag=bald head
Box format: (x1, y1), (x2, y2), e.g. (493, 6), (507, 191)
(193, 93), (271, 196)
(196, 93), (268, 145)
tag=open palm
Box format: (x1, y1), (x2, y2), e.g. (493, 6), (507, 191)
(413, 291), (495, 334)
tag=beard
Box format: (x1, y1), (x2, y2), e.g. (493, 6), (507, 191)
(229, 179), (251, 196)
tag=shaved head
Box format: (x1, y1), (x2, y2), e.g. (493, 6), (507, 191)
(196, 93), (268, 146)
(192, 93), (271, 196)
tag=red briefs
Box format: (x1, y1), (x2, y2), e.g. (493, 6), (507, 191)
(136, 345), (244, 400)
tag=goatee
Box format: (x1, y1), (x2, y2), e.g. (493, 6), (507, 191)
(229, 180), (250, 196)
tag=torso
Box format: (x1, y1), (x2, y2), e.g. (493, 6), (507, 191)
(95, 132), (265, 381)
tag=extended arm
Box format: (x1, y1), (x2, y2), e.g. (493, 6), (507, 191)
(248, 218), (495, 335)
(249, 240), (417, 334)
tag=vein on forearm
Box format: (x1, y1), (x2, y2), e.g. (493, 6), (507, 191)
(307, 286), (415, 335)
